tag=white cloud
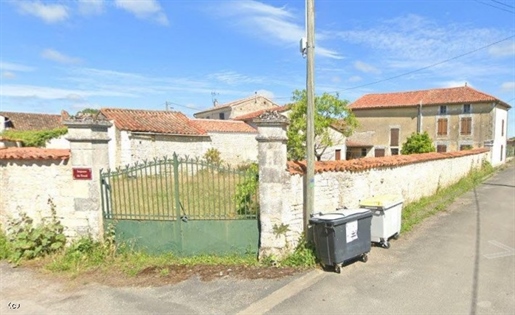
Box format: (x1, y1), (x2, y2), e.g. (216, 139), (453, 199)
(255, 89), (275, 100)
(15, 1), (69, 23)
(78, 0), (105, 16)
(501, 82), (515, 92)
(488, 41), (515, 57)
(1, 84), (136, 100)
(41, 49), (82, 65)
(2, 72), (16, 79)
(115, 0), (169, 25)
(0, 62), (34, 72)
(336, 14), (505, 68)
(348, 76), (362, 82)
(209, 71), (263, 85)
(215, 0), (341, 59)
(354, 61), (381, 74)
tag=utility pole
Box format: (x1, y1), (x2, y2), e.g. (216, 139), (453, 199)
(304, 0), (315, 237)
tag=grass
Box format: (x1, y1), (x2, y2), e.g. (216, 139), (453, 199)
(105, 165), (257, 220)
(401, 160), (496, 233)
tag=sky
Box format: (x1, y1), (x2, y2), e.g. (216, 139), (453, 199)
(1, 0), (514, 136)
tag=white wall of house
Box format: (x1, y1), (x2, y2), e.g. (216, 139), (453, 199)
(317, 127), (346, 160)
(46, 135), (70, 149)
(491, 106), (509, 166)
(208, 132), (258, 165)
(129, 133), (210, 164)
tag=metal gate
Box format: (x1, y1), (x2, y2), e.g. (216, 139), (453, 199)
(100, 153), (259, 255)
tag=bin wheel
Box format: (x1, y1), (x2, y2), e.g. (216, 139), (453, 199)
(361, 253), (368, 263)
(382, 242), (390, 249)
(335, 265), (342, 274)
(393, 233), (400, 240)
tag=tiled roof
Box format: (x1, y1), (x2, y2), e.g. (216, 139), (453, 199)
(232, 105), (291, 121)
(190, 119), (257, 133)
(194, 95), (279, 115)
(0, 148), (70, 160)
(100, 108), (207, 135)
(287, 148), (489, 174)
(349, 86), (511, 110)
(0, 111), (65, 130)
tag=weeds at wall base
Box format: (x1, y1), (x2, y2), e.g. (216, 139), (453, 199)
(401, 161), (496, 233)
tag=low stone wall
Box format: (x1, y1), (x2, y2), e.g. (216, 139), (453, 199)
(0, 154), (93, 239)
(280, 150), (489, 248)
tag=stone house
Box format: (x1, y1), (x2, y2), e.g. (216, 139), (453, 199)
(100, 108), (258, 168)
(0, 111), (69, 148)
(348, 85), (511, 166)
(193, 95), (279, 120)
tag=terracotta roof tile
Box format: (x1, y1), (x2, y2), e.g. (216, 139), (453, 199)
(100, 108), (206, 135)
(0, 111), (65, 130)
(195, 95), (280, 115)
(287, 148), (489, 174)
(0, 147), (70, 160)
(349, 86), (511, 110)
(232, 105), (291, 121)
(190, 119), (257, 133)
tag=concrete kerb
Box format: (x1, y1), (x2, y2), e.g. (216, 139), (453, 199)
(236, 269), (325, 315)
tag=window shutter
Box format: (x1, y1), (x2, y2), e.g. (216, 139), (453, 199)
(390, 128), (399, 146)
(461, 117), (471, 135)
(438, 119), (448, 136)
(375, 148), (385, 157)
(437, 145), (447, 153)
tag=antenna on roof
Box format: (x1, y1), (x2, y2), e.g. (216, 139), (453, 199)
(211, 92), (219, 107)
(465, 82), (468, 87)
(165, 101), (173, 111)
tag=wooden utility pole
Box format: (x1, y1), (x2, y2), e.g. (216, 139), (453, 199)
(304, 0), (315, 237)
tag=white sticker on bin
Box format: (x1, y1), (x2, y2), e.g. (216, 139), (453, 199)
(346, 220), (358, 243)
(316, 213), (344, 220)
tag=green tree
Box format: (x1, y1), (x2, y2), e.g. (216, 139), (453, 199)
(287, 90), (358, 161)
(401, 132), (436, 155)
(75, 108), (99, 116)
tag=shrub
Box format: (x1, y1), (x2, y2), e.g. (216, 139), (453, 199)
(0, 127), (68, 147)
(234, 163), (259, 216)
(204, 148), (223, 164)
(401, 132), (435, 155)
(6, 198), (66, 263)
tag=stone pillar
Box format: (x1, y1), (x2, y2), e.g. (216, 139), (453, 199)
(64, 116), (111, 240)
(254, 111), (290, 259)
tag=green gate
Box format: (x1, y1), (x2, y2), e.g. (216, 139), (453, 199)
(100, 154), (259, 255)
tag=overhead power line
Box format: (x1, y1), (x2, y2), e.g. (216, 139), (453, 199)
(491, 0), (515, 9)
(338, 34), (515, 92)
(473, 0), (515, 14)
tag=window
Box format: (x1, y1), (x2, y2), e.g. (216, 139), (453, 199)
(335, 149), (341, 160)
(501, 145), (504, 161)
(460, 117), (472, 135)
(502, 119), (505, 137)
(390, 128), (399, 146)
(439, 105), (447, 114)
(460, 145), (472, 151)
(391, 148), (399, 155)
(361, 148), (367, 157)
(463, 104), (471, 113)
(219, 112), (225, 120)
(375, 148), (385, 157)
(437, 118), (448, 136)
(437, 145), (447, 153)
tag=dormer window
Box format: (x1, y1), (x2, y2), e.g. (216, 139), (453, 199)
(439, 105), (447, 115)
(463, 104), (471, 114)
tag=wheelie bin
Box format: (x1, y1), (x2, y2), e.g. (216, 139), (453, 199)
(309, 209), (372, 273)
(359, 195), (404, 249)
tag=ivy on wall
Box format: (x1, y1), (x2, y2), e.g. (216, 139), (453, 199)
(0, 127), (68, 147)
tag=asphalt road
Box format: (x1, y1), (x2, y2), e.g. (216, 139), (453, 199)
(1, 162), (514, 315)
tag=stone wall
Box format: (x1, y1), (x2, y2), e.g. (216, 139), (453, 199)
(279, 150), (489, 252)
(208, 132), (258, 165)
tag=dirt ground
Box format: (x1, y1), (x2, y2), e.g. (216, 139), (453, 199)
(20, 261), (306, 288)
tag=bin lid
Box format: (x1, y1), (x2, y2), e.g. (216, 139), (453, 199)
(359, 194), (403, 209)
(312, 208), (370, 221)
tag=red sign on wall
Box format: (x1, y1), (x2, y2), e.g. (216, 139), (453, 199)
(73, 168), (92, 180)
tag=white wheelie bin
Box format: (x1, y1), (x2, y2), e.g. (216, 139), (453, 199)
(359, 195), (404, 249)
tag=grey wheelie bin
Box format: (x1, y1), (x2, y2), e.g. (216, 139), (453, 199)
(309, 209), (372, 273)
(359, 195), (404, 249)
